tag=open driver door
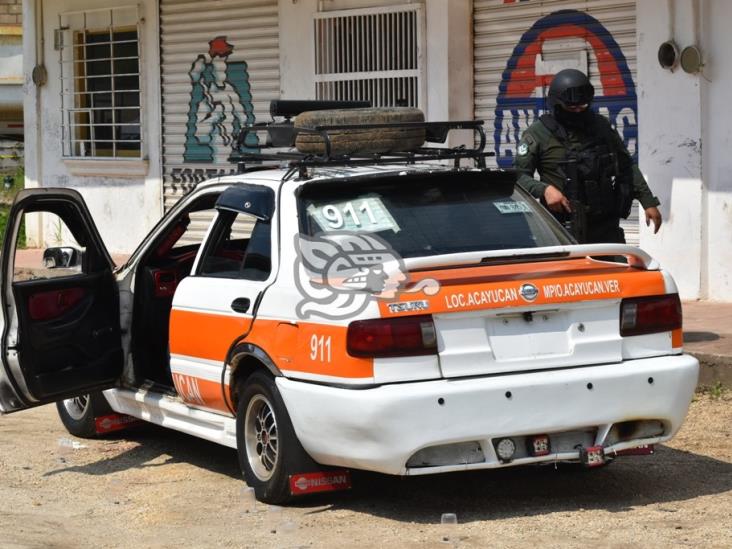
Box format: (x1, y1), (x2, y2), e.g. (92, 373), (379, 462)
(0, 189), (123, 414)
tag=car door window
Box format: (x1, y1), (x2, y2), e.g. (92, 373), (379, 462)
(13, 212), (85, 282)
(198, 211), (272, 281)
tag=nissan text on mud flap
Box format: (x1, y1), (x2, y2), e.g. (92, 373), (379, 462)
(0, 102), (699, 504)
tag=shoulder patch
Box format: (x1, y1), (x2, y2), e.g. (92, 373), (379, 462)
(517, 133), (535, 156)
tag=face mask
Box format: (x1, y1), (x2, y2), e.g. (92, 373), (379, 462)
(555, 106), (593, 130)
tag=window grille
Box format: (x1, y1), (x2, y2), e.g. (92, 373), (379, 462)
(57, 6), (142, 159)
(314, 5), (424, 109)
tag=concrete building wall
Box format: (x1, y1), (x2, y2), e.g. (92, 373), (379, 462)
(700, 0), (732, 301)
(22, 0), (163, 254)
(637, 0), (731, 301)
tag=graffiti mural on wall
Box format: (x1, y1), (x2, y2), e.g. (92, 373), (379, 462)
(184, 36), (259, 163)
(494, 9), (638, 169)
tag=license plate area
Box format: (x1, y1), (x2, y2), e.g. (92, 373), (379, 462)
(488, 310), (571, 361)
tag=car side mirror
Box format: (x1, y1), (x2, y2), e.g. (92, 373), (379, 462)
(43, 246), (81, 269)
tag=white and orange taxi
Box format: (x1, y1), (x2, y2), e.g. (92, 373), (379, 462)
(0, 106), (698, 503)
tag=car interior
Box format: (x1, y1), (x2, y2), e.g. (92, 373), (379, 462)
(128, 190), (273, 391)
(129, 193), (220, 389)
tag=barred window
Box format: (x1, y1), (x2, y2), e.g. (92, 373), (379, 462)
(57, 6), (142, 158)
(314, 5), (425, 108)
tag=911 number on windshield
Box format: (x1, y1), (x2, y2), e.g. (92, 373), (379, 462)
(322, 201), (377, 229)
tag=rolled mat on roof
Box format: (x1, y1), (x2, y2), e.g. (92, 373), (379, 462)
(294, 107), (426, 156)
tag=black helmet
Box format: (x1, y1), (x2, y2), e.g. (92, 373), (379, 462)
(547, 69), (594, 111)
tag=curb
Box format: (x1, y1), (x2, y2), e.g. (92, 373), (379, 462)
(690, 352), (732, 388)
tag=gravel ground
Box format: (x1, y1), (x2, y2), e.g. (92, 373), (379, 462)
(0, 391), (730, 549)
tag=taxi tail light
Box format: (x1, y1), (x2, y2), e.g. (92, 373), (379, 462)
(620, 294), (682, 337)
(347, 315), (437, 358)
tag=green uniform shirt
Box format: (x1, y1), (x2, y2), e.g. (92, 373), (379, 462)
(513, 114), (660, 210)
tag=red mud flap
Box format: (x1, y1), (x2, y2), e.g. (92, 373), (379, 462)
(613, 444), (655, 456)
(289, 470), (352, 496)
(94, 414), (141, 435)
(578, 445), (606, 467)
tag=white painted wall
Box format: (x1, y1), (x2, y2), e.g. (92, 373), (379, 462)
(425, 0), (472, 147)
(700, 0), (732, 301)
(637, 0), (732, 301)
(637, 0), (703, 299)
(22, 0), (163, 255)
(279, 0), (317, 100)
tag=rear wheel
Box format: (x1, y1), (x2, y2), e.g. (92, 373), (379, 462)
(236, 371), (313, 504)
(56, 392), (112, 438)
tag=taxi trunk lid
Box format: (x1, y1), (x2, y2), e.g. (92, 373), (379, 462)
(435, 299), (624, 378)
(381, 245), (667, 378)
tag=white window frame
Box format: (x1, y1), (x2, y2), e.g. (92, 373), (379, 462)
(57, 5), (147, 176)
(313, 4), (426, 109)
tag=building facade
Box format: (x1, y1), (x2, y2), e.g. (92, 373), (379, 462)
(0, 0), (23, 174)
(21, 0), (732, 301)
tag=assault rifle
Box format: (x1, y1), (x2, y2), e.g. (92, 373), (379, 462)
(557, 157), (588, 243)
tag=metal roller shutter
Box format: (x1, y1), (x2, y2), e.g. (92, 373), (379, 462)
(160, 0), (279, 241)
(474, 0), (641, 245)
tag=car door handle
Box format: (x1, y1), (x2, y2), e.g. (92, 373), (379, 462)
(231, 297), (251, 314)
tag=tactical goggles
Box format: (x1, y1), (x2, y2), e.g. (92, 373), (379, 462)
(557, 83), (595, 107)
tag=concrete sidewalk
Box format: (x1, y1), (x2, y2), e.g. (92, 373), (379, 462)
(682, 300), (732, 387)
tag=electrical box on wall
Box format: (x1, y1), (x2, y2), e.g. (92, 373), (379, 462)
(658, 40), (679, 70)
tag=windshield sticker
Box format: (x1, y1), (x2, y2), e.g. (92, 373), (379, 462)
(307, 197), (400, 233)
(493, 201), (533, 214)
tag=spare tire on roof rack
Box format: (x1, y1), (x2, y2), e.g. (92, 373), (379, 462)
(294, 107), (426, 156)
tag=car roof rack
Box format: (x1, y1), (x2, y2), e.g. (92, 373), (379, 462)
(229, 102), (494, 181)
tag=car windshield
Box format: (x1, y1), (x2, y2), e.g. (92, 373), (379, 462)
(298, 171), (570, 258)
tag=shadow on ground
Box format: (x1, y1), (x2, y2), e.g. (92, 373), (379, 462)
(684, 331), (721, 343)
(44, 422), (239, 479)
(42, 423), (732, 523)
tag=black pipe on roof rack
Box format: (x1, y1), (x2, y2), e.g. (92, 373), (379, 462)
(270, 100), (371, 120)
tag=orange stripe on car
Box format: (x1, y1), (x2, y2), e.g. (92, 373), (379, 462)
(382, 260), (667, 316)
(172, 372), (230, 413)
(170, 309), (250, 362)
(170, 311), (374, 380)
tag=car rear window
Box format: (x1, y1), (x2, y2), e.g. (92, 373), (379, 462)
(298, 171), (570, 258)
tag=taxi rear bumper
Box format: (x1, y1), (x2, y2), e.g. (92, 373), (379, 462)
(277, 354), (699, 475)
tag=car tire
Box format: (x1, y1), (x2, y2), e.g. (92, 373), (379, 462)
(56, 392), (113, 438)
(236, 371), (314, 504)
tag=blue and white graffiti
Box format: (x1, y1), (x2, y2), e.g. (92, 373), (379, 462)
(184, 36), (258, 163)
(494, 9), (638, 168)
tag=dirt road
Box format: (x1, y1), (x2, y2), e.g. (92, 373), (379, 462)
(1, 392), (730, 549)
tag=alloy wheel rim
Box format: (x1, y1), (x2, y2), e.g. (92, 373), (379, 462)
(63, 395), (90, 421)
(244, 394), (279, 481)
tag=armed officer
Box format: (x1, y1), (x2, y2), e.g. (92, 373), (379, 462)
(514, 69), (662, 244)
